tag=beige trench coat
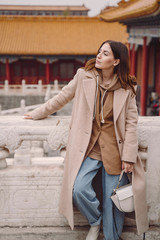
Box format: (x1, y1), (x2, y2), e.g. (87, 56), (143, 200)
(30, 68), (149, 235)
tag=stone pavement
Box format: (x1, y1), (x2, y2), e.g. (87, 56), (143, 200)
(0, 226), (159, 240)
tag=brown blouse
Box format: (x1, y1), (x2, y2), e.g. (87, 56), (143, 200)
(85, 74), (122, 175)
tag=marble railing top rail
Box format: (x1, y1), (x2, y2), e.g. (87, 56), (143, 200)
(1, 104), (42, 116)
(1, 104), (42, 115)
(0, 115), (159, 126)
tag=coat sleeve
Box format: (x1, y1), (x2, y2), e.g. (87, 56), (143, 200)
(29, 69), (80, 120)
(121, 92), (138, 163)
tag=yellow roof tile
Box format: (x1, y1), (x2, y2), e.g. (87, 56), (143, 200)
(100, 0), (160, 22)
(0, 16), (128, 55)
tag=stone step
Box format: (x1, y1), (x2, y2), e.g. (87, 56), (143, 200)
(0, 226), (159, 240)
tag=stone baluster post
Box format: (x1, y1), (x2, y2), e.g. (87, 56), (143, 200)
(14, 141), (31, 165)
(30, 141), (44, 158)
(4, 80), (9, 94)
(45, 84), (51, 102)
(20, 99), (26, 115)
(38, 80), (42, 94)
(54, 80), (59, 91)
(22, 79), (26, 95)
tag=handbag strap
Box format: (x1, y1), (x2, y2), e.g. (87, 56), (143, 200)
(114, 170), (132, 191)
(119, 169), (125, 182)
(114, 170), (125, 190)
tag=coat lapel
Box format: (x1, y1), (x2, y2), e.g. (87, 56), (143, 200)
(82, 71), (130, 121)
(82, 72), (96, 114)
(113, 88), (130, 122)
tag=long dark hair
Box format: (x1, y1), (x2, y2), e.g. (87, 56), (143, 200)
(84, 40), (137, 95)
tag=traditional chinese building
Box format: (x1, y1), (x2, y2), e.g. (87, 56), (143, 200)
(100, 0), (160, 115)
(0, 5), (127, 85)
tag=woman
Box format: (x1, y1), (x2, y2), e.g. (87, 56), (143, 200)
(24, 40), (148, 240)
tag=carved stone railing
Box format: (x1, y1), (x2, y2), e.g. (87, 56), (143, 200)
(0, 102), (42, 116)
(0, 116), (160, 228)
(0, 116), (70, 169)
(0, 80), (64, 95)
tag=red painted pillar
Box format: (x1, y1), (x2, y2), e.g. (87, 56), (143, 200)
(128, 43), (131, 60)
(140, 37), (148, 116)
(6, 58), (10, 84)
(128, 43), (132, 74)
(46, 59), (50, 84)
(130, 44), (136, 76)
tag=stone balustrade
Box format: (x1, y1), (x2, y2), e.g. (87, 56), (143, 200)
(0, 116), (70, 169)
(0, 102), (42, 116)
(0, 80), (64, 95)
(0, 115), (160, 238)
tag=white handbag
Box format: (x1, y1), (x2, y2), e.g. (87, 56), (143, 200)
(111, 170), (135, 213)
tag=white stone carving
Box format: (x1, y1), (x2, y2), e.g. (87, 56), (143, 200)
(0, 130), (7, 147)
(6, 127), (21, 152)
(48, 128), (68, 150)
(47, 121), (69, 151)
(0, 148), (9, 169)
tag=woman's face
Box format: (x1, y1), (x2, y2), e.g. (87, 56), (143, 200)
(95, 43), (116, 70)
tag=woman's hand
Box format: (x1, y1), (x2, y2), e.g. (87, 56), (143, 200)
(23, 113), (33, 119)
(122, 161), (134, 173)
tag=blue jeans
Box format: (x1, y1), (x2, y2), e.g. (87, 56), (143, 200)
(73, 157), (129, 240)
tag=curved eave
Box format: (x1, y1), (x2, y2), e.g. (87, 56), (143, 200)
(99, 0), (159, 22)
